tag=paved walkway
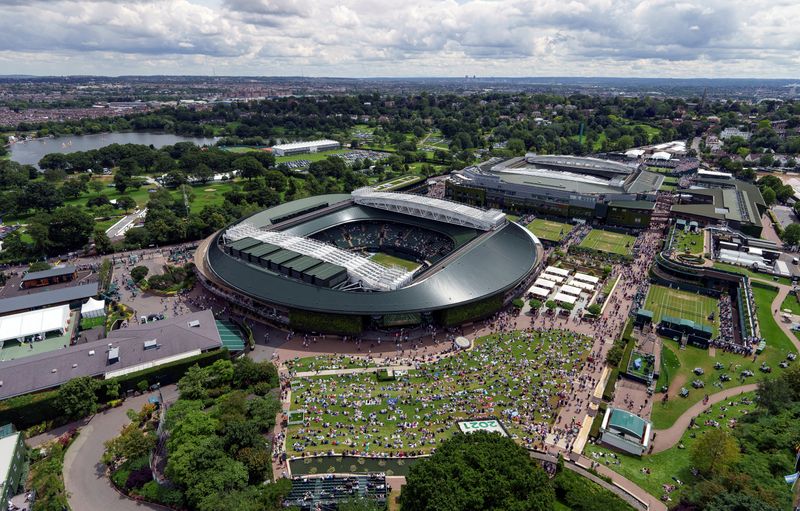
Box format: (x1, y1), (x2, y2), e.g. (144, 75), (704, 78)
(575, 455), (668, 511)
(649, 383), (758, 453)
(62, 386), (178, 511)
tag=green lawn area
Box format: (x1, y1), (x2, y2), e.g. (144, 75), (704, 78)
(658, 343), (681, 389)
(630, 124), (662, 142)
(579, 229), (636, 256)
(673, 230), (704, 255)
(780, 292), (800, 315)
(369, 252), (420, 272)
(219, 146), (268, 153)
(505, 214), (520, 222)
(79, 315), (105, 330)
(650, 283), (798, 429)
(286, 355), (376, 373)
(287, 330), (592, 456)
(276, 148), (349, 164)
(587, 391), (757, 503)
(711, 262), (792, 286)
(526, 218), (572, 242)
(644, 284), (718, 336)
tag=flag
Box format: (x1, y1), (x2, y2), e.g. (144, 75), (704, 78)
(784, 472), (799, 484)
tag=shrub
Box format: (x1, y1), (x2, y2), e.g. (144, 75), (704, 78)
(130, 265), (149, 282)
(135, 481), (185, 508)
(511, 298), (524, 309)
(137, 380), (149, 393)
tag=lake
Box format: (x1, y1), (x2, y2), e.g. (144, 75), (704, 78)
(8, 132), (218, 167)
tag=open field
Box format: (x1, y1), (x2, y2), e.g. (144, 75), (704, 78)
(644, 284), (718, 335)
(287, 330), (592, 456)
(526, 218), (571, 242)
(587, 391), (757, 503)
(579, 229), (635, 256)
(649, 283), (798, 429)
(369, 252), (420, 272)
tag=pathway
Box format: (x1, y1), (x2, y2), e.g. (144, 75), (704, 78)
(649, 383), (758, 453)
(294, 365), (415, 378)
(62, 386), (179, 511)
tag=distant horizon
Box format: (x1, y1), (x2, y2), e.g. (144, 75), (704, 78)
(0, 74), (798, 82)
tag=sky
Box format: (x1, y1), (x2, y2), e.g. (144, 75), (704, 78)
(0, 0), (798, 78)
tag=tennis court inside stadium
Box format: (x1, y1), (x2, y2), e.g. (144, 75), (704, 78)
(578, 229), (636, 256)
(526, 218), (571, 242)
(644, 284), (719, 335)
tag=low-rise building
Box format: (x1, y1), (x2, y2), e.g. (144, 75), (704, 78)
(0, 424), (25, 504)
(600, 407), (652, 456)
(271, 139), (340, 157)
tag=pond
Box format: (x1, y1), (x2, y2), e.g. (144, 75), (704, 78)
(8, 132), (218, 167)
(289, 455), (423, 477)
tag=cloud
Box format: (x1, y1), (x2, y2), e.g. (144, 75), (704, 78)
(0, 0), (797, 77)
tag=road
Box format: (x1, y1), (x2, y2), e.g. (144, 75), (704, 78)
(105, 208), (147, 238)
(62, 386), (178, 511)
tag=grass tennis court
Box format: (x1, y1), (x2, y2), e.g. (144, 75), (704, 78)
(644, 284), (718, 335)
(370, 252), (420, 272)
(579, 229), (636, 256)
(526, 218), (571, 242)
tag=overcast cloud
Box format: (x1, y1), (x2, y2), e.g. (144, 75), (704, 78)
(0, 0), (797, 77)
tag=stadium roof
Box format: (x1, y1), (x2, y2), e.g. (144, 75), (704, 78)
(271, 139), (339, 151)
(0, 283), (98, 315)
(672, 179), (765, 226)
(21, 265), (76, 282)
(0, 310), (222, 400)
(351, 188), (506, 231)
(204, 195), (541, 315)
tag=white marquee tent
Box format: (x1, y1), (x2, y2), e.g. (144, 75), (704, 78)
(573, 273), (600, 284)
(553, 293), (577, 305)
(529, 286), (551, 298)
(544, 266), (570, 276)
(534, 278), (556, 289)
(80, 297), (106, 318)
(540, 272), (564, 283)
(0, 304), (70, 344)
(568, 280), (595, 291)
(560, 284), (583, 296)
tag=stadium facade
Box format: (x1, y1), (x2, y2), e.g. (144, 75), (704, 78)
(446, 154), (664, 227)
(196, 189), (542, 334)
(271, 139), (341, 156)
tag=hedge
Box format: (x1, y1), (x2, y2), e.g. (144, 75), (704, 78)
(0, 391), (60, 431)
(602, 368), (619, 402)
(589, 402), (608, 439)
(289, 309), (363, 336)
(111, 348), (230, 393)
(436, 294), (503, 327)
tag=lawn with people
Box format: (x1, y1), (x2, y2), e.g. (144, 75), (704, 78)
(578, 229), (635, 257)
(649, 283), (798, 429)
(673, 230), (704, 255)
(287, 330), (593, 457)
(586, 391), (758, 504)
(526, 218), (572, 242)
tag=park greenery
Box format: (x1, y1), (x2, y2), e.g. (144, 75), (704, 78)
(28, 431), (76, 511)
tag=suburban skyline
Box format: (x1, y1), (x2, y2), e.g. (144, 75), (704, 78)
(0, 0), (798, 78)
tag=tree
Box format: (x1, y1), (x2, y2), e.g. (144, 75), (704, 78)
(706, 491), (782, 511)
(587, 304), (602, 316)
(690, 429), (741, 477)
(130, 265), (149, 282)
(761, 187), (776, 206)
(545, 300), (557, 311)
(28, 261), (51, 272)
(56, 376), (99, 419)
(233, 156), (266, 180)
(782, 223), (800, 246)
(93, 228), (113, 255)
(400, 432), (554, 511)
(338, 497), (386, 511)
(88, 179), (105, 195)
(115, 195), (137, 212)
(192, 163), (214, 184)
(103, 422), (156, 464)
(31, 206), (95, 254)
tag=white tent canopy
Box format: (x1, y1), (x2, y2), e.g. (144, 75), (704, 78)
(568, 280), (595, 291)
(573, 273), (600, 284)
(544, 266), (570, 276)
(540, 272), (564, 283)
(560, 284), (583, 296)
(0, 304), (70, 344)
(80, 297), (106, 318)
(534, 278), (556, 289)
(553, 293), (577, 305)
(529, 286), (551, 298)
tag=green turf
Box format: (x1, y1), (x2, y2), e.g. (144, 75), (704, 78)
(526, 218), (571, 242)
(644, 284), (718, 336)
(286, 355), (376, 373)
(369, 252), (420, 272)
(287, 330), (592, 456)
(673, 231), (704, 255)
(579, 230), (635, 256)
(780, 292), (800, 315)
(587, 391), (757, 502)
(276, 149), (349, 164)
(505, 214), (520, 222)
(711, 262), (792, 285)
(79, 315), (105, 330)
(650, 283), (798, 429)
(658, 343), (681, 389)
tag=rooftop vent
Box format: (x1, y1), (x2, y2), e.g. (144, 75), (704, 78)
(144, 339), (158, 350)
(72, 364), (78, 368)
(89, 350), (95, 356)
(188, 320), (200, 328)
(51, 368), (57, 373)
(108, 347), (119, 363)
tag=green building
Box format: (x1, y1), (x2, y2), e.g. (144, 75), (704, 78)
(0, 424), (26, 504)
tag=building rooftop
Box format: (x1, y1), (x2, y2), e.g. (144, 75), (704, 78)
(0, 309), (222, 400)
(271, 139), (339, 151)
(0, 283), (98, 315)
(608, 408), (648, 439)
(21, 265), (76, 282)
(0, 431), (20, 487)
(672, 178), (765, 226)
